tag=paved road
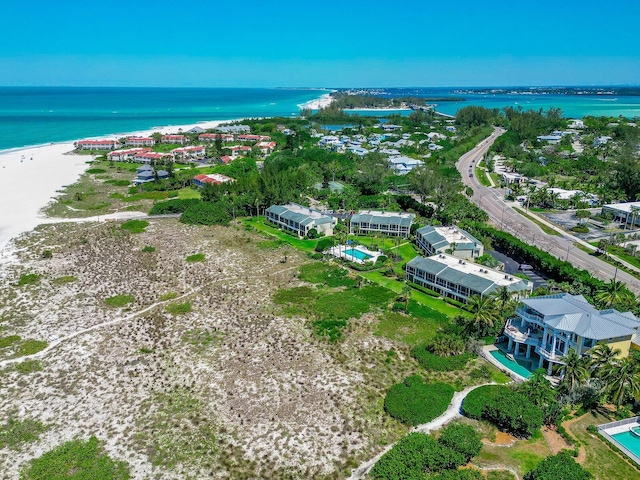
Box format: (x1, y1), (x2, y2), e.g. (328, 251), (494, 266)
(457, 128), (640, 294)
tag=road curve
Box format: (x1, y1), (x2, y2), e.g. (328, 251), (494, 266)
(457, 128), (640, 294)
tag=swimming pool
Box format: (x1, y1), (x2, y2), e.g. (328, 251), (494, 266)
(611, 430), (640, 462)
(599, 418), (640, 465)
(345, 248), (372, 261)
(489, 349), (533, 379)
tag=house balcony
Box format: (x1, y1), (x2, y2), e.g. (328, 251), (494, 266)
(537, 343), (566, 363)
(504, 318), (542, 346)
(514, 307), (545, 327)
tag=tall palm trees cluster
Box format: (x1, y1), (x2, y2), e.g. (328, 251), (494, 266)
(557, 344), (640, 410)
(458, 286), (518, 338)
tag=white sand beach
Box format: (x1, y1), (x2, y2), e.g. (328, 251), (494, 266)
(0, 119), (237, 254)
(298, 93), (335, 110)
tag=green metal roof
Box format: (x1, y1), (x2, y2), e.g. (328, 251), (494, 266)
(351, 211), (415, 227)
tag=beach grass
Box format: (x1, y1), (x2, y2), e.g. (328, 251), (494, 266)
(104, 294), (135, 308)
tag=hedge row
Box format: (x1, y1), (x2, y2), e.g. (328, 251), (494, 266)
(149, 198), (201, 215)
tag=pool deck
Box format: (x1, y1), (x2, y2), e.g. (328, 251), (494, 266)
(598, 417), (640, 465)
(328, 244), (382, 265)
(480, 345), (527, 383)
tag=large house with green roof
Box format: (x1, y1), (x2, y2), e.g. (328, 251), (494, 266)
(415, 225), (484, 259)
(349, 210), (415, 238)
(266, 204), (337, 237)
(505, 293), (640, 375)
(405, 253), (531, 304)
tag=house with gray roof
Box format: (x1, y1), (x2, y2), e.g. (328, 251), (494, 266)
(405, 254), (531, 304)
(266, 204), (337, 237)
(505, 293), (640, 375)
(350, 210), (415, 238)
(415, 226), (483, 259)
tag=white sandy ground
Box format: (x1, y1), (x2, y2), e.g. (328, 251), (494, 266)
(0, 118), (250, 255)
(298, 93), (335, 110)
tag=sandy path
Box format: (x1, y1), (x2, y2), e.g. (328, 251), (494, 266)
(347, 383), (495, 480)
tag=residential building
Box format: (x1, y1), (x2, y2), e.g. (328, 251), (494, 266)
(504, 293), (640, 375)
(193, 174), (235, 187)
(126, 137), (155, 147)
(266, 204), (337, 237)
(199, 133), (234, 142)
(405, 254), (531, 303)
(215, 124), (250, 134)
(350, 210), (415, 237)
(75, 139), (119, 150)
(536, 135), (562, 144)
(161, 134), (187, 144)
(230, 145), (252, 158)
(107, 148), (149, 162)
(388, 156), (423, 175)
(602, 202), (640, 227)
(133, 151), (171, 164)
(256, 141), (276, 155)
(594, 136), (613, 147)
(381, 124), (402, 132)
(415, 226), (484, 259)
(134, 165), (169, 185)
(171, 146), (205, 161)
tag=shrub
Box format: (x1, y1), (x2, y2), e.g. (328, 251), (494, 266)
(0, 335), (21, 349)
(486, 472), (517, 480)
(186, 253), (205, 262)
(586, 424), (598, 434)
(313, 319), (347, 342)
(438, 423), (483, 462)
(371, 433), (465, 479)
(314, 237), (335, 252)
(17, 340), (48, 356)
(165, 302), (192, 315)
(309, 252), (323, 260)
(86, 168), (106, 174)
(159, 292), (178, 301)
(464, 385), (543, 438)
(20, 436), (131, 480)
(523, 452), (592, 480)
(149, 198), (201, 215)
(104, 294), (135, 308)
(571, 225), (589, 233)
(384, 376), (454, 426)
(431, 469), (483, 480)
(15, 360), (43, 374)
(141, 245), (156, 253)
(0, 416), (47, 450)
(41, 250), (53, 259)
(180, 201), (231, 225)
(51, 276), (77, 285)
(411, 346), (474, 372)
(462, 385), (507, 420)
(120, 219), (149, 233)
(17, 274), (41, 286)
(306, 228), (318, 239)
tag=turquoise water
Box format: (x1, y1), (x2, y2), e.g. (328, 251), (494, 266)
(346, 248), (372, 261)
(611, 430), (640, 462)
(490, 350), (533, 379)
(0, 87), (325, 151)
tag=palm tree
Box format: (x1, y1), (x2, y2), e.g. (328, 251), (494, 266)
(492, 286), (512, 310)
(601, 357), (640, 408)
(465, 295), (500, 338)
(595, 280), (632, 309)
(588, 343), (622, 376)
(557, 348), (590, 392)
(401, 283), (412, 312)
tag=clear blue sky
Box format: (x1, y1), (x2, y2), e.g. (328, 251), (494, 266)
(1, 0), (638, 87)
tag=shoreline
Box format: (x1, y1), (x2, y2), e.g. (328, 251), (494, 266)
(344, 107), (411, 112)
(0, 116), (249, 254)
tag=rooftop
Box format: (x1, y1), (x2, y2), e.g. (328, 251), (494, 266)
(351, 210), (415, 227)
(267, 204), (334, 226)
(408, 253), (530, 294)
(416, 225), (481, 250)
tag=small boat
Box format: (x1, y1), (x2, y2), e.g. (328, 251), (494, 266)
(630, 426), (640, 438)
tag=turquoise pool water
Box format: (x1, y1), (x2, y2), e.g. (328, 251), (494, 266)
(346, 248), (372, 261)
(490, 350), (533, 379)
(611, 430), (640, 462)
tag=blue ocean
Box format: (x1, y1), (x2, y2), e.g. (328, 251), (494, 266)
(0, 87), (325, 151)
(1, 87), (639, 152)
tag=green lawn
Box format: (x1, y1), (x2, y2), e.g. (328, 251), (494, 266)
(568, 412), (640, 480)
(242, 217), (320, 252)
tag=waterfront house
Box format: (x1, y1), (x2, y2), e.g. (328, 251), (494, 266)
(76, 139), (119, 151)
(126, 137), (155, 147)
(215, 125), (251, 134)
(504, 293), (640, 375)
(161, 134), (187, 145)
(133, 151), (171, 164)
(193, 173), (235, 187)
(381, 124), (402, 132)
(405, 254), (531, 304)
(349, 210), (415, 238)
(415, 226), (484, 259)
(266, 204), (337, 237)
(134, 165), (169, 185)
(256, 141), (276, 155)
